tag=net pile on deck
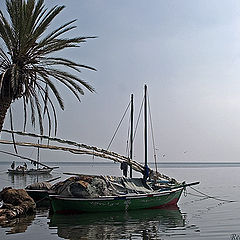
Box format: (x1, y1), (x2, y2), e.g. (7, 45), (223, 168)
(49, 174), (172, 198)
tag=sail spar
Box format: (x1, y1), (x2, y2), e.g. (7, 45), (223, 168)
(0, 131), (173, 181)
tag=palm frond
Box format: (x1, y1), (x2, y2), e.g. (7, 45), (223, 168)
(36, 70), (64, 110)
(0, 47), (11, 68)
(36, 19), (77, 48)
(31, 5), (65, 41)
(0, 0), (96, 136)
(0, 11), (14, 52)
(37, 83), (58, 135)
(41, 57), (97, 72)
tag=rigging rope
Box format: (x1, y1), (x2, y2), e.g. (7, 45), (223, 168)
(148, 95), (158, 173)
(190, 186), (236, 203)
(133, 97), (144, 141)
(125, 114), (131, 157)
(107, 101), (131, 150)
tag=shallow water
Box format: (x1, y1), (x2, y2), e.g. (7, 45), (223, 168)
(0, 161), (240, 239)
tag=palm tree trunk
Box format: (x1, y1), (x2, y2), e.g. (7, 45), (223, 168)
(0, 97), (12, 132)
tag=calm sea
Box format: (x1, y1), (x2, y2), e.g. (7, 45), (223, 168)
(0, 161), (240, 240)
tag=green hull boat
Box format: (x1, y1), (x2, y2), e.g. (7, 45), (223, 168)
(49, 86), (199, 214)
(50, 186), (183, 214)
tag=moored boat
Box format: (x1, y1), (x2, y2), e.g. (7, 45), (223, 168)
(1, 148), (58, 175)
(50, 183), (187, 214)
(25, 177), (61, 206)
(8, 167), (53, 175)
(49, 85), (200, 213)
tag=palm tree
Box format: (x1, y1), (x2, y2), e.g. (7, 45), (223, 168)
(0, 0), (96, 135)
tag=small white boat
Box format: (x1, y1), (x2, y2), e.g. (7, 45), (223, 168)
(2, 146), (58, 175)
(8, 167), (53, 175)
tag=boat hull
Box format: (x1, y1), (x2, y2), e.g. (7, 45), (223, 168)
(50, 187), (183, 214)
(26, 189), (50, 206)
(8, 168), (53, 175)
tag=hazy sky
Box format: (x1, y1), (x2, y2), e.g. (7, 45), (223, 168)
(2, 0), (240, 163)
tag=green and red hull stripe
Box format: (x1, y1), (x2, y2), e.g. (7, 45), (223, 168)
(49, 187), (184, 214)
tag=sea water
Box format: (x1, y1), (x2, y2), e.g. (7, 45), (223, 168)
(0, 161), (240, 240)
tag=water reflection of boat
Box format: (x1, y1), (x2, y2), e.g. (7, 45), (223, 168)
(8, 170), (53, 191)
(49, 207), (185, 240)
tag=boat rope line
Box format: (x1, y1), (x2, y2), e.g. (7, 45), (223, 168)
(125, 114), (131, 157)
(187, 193), (209, 203)
(189, 186), (236, 203)
(133, 96), (144, 141)
(107, 101), (131, 150)
(187, 191), (208, 198)
(148, 95), (158, 173)
(35, 195), (49, 204)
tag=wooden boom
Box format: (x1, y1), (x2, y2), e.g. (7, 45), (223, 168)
(0, 138), (173, 181)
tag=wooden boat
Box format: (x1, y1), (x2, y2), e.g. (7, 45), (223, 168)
(8, 167), (53, 175)
(49, 86), (200, 213)
(49, 182), (198, 214)
(25, 177), (61, 206)
(26, 189), (50, 200)
(25, 188), (52, 207)
(2, 145), (58, 175)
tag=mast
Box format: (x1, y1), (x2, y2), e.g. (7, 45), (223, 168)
(130, 94), (134, 178)
(144, 85), (148, 167)
(37, 140), (40, 170)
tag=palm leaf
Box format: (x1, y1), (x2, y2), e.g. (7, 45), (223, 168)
(0, 0), (95, 135)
